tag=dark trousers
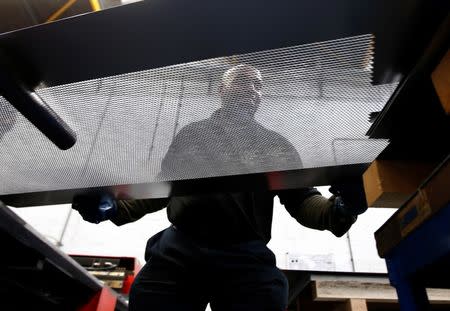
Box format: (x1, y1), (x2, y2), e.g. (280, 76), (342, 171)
(129, 226), (288, 311)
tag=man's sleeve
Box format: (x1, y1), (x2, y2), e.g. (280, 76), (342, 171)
(110, 198), (169, 226)
(279, 188), (356, 237)
(278, 188), (334, 231)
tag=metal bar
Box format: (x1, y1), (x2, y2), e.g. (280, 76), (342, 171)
(57, 207), (73, 247)
(0, 51), (77, 150)
(0, 163), (369, 207)
(346, 232), (356, 272)
(46, 0), (79, 23)
(89, 0), (102, 12)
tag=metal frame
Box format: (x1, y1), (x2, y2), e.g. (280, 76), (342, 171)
(1, 164), (369, 207)
(1, 0), (447, 88)
(46, 0), (79, 22)
(1, 0), (447, 205)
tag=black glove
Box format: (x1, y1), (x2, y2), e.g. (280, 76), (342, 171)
(72, 193), (117, 224)
(325, 196), (356, 237)
(329, 181), (368, 216)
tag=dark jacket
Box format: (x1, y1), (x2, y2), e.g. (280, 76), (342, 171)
(112, 108), (321, 244)
(159, 108), (304, 180)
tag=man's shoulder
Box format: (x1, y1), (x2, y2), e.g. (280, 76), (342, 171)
(176, 118), (214, 137)
(253, 122), (295, 149)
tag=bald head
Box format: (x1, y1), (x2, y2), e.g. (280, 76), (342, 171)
(221, 64), (262, 88)
(219, 64), (263, 117)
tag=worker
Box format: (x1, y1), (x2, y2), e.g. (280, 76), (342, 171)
(73, 64), (367, 311)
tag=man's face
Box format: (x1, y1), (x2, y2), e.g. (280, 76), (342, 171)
(220, 66), (263, 113)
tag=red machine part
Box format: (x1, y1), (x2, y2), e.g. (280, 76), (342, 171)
(79, 287), (117, 311)
(122, 256), (142, 294)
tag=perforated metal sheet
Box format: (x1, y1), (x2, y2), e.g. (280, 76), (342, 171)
(0, 34), (397, 195)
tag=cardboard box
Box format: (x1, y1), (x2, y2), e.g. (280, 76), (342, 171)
(363, 160), (434, 208)
(420, 158), (450, 214)
(432, 49), (450, 114)
(375, 157), (450, 257)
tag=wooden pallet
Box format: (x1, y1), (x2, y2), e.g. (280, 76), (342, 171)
(289, 273), (450, 311)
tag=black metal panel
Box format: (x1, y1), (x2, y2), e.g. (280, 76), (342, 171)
(0, 201), (103, 309)
(371, 2), (449, 84)
(368, 14), (450, 138)
(367, 14), (450, 160)
(0, 0), (377, 88)
(0, 0), (99, 32)
(0, 202), (102, 290)
(0, 0), (447, 88)
(1, 0), (448, 89)
(1, 164), (368, 207)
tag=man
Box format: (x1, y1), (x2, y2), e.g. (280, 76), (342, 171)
(74, 64), (366, 311)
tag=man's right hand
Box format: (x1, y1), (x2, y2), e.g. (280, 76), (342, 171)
(72, 193), (117, 224)
(329, 181), (368, 216)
